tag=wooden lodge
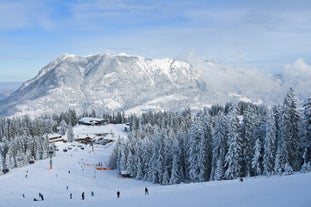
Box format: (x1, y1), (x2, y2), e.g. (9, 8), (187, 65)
(48, 133), (65, 143)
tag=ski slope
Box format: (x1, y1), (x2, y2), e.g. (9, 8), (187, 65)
(0, 124), (310, 207)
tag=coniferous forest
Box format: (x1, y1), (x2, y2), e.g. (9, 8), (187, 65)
(0, 109), (78, 172)
(1, 88), (311, 185)
(109, 88), (311, 184)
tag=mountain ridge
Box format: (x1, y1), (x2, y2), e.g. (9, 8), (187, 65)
(0, 53), (207, 116)
(0, 53), (310, 117)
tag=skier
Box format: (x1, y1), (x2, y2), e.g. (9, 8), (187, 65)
(70, 193), (72, 199)
(91, 191), (94, 196)
(66, 185), (69, 190)
(39, 192), (44, 200)
(117, 191), (120, 198)
(145, 187), (149, 195)
(82, 192), (85, 200)
(22, 194), (25, 198)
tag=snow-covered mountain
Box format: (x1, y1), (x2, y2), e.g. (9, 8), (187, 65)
(0, 53), (208, 116)
(0, 53), (310, 117)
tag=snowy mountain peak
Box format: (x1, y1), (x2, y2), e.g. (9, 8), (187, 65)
(1, 53), (311, 117)
(0, 53), (205, 116)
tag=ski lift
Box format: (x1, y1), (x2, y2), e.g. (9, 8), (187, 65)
(48, 145), (55, 157)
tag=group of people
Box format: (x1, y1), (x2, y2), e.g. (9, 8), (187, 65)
(30, 188), (150, 201)
(33, 193), (44, 201)
(116, 187), (149, 199)
(80, 191), (94, 200)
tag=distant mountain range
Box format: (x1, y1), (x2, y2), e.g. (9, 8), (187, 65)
(0, 53), (310, 117)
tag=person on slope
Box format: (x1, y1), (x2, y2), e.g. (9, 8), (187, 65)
(39, 193), (44, 200)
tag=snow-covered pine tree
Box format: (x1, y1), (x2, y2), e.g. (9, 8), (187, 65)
(188, 115), (203, 182)
(58, 120), (67, 135)
(135, 140), (144, 180)
(284, 162), (294, 175)
(0, 151), (2, 174)
(275, 107), (289, 174)
(281, 88), (301, 171)
(126, 145), (136, 178)
(169, 133), (182, 184)
(67, 124), (74, 142)
(169, 154), (180, 184)
(148, 127), (162, 183)
(252, 138), (262, 176)
(161, 129), (174, 184)
(118, 139), (127, 171)
(301, 98), (311, 165)
(225, 102), (242, 180)
(263, 108), (277, 176)
(176, 131), (187, 181)
(240, 104), (257, 177)
(211, 113), (227, 181)
(109, 138), (122, 169)
(198, 111), (213, 182)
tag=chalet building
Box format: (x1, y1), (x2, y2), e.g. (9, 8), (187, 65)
(75, 136), (96, 144)
(48, 133), (65, 143)
(78, 117), (108, 126)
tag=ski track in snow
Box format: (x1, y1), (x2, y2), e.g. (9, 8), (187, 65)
(0, 124), (311, 207)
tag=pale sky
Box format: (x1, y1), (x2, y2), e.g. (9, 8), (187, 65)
(0, 0), (311, 81)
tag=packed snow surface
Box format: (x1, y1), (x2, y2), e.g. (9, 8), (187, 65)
(0, 124), (310, 207)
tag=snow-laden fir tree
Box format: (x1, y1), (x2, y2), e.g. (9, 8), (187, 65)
(210, 113), (227, 181)
(148, 127), (163, 183)
(252, 138), (262, 176)
(198, 110), (213, 182)
(301, 98), (311, 166)
(169, 133), (183, 184)
(188, 115), (204, 182)
(225, 102), (242, 180)
(240, 104), (257, 177)
(263, 108), (277, 176)
(67, 124), (74, 142)
(281, 88), (301, 171)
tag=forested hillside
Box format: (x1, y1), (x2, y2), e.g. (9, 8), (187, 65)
(110, 88), (311, 184)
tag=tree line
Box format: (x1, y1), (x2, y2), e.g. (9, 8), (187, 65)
(109, 88), (311, 184)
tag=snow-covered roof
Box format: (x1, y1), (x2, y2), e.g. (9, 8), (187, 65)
(79, 117), (105, 125)
(120, 170), (129, 175)
(47, 133), (62, 139)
